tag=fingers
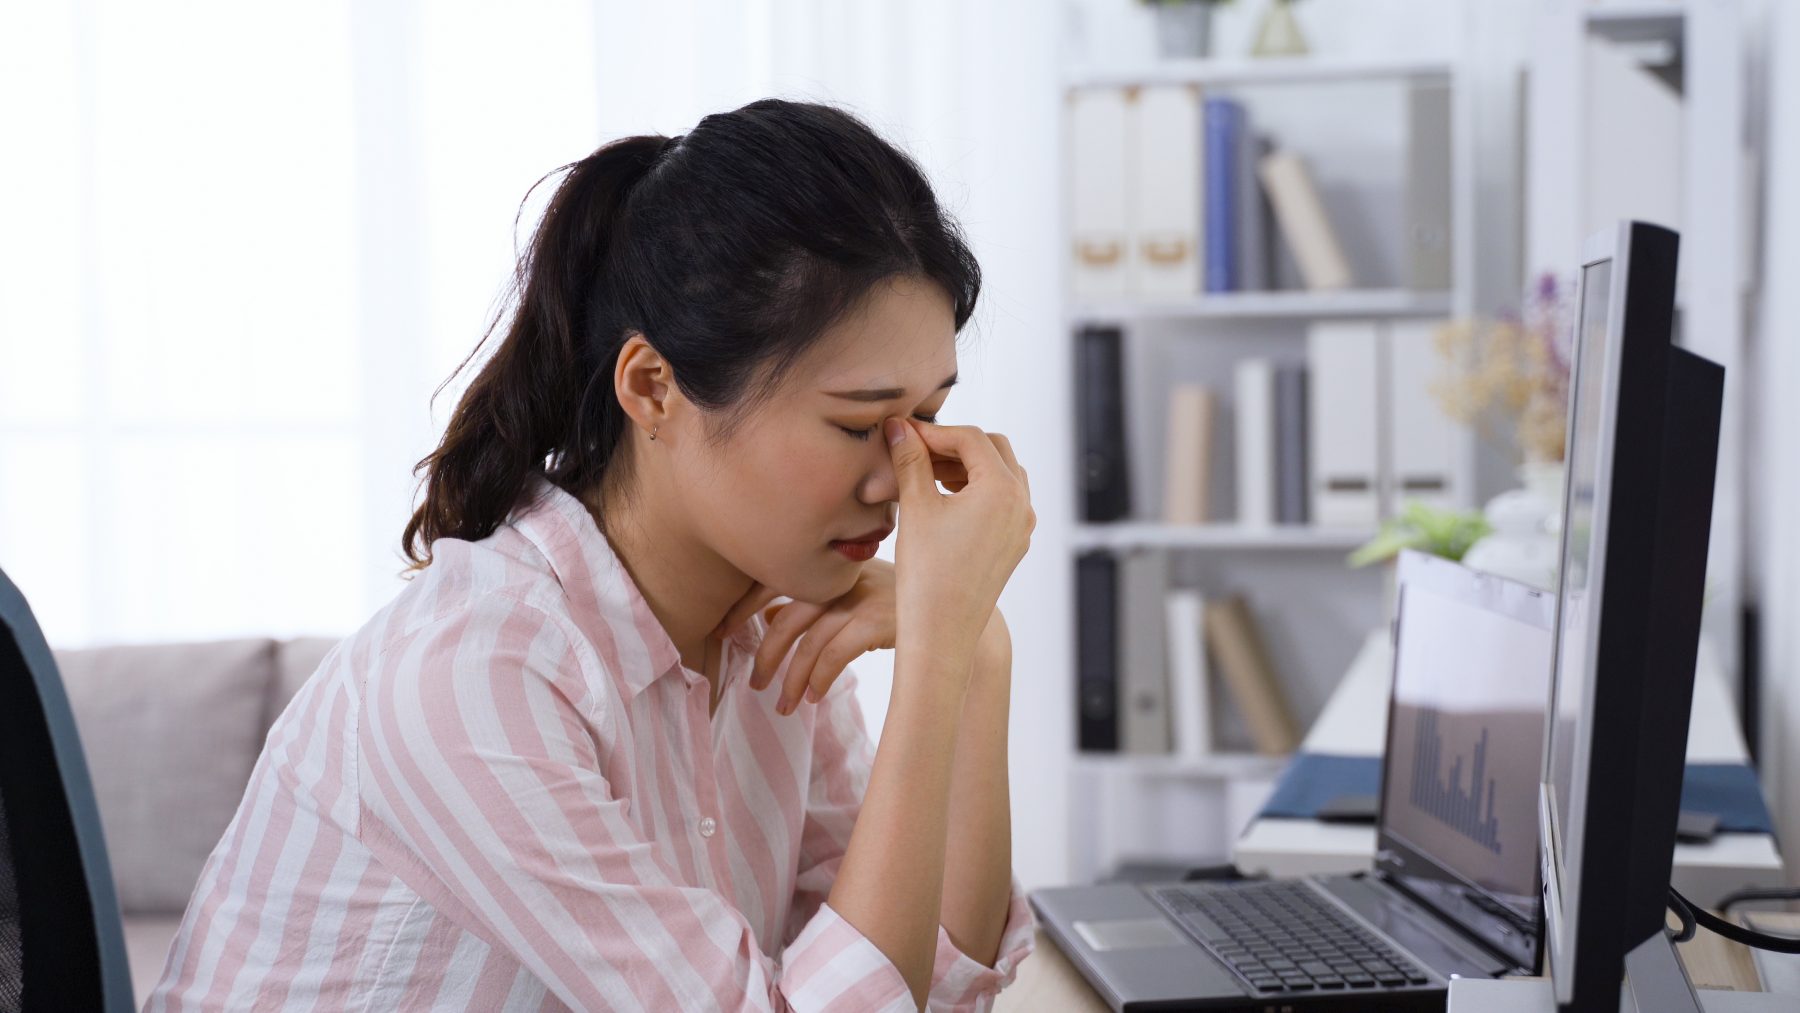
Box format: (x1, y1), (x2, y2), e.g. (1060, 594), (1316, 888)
(910, 422), (1010, 486)
(776, 609), (857, 715)
(883, 416), (940, 502)
(777, 615), (882, 716)
(752, 599), (823, 690)
(715, 582), (780, 641)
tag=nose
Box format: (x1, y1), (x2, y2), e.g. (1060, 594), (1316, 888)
(860, 442), (900, 506)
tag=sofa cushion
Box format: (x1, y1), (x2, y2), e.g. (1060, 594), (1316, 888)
(267, 636), (339, 733)
(54, 639), (276, 915)
(124, 913), (183, 1008)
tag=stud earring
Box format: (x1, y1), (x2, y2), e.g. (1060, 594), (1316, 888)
(650, 424), (660, 441)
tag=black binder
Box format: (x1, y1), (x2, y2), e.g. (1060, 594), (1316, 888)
(1077, 325), (1131, 522)
(1076, 550), (1119, 752)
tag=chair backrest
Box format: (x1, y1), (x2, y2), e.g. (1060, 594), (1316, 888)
(0, 567), (134, 1012)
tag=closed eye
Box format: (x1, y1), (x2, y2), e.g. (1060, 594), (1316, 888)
(839, 413), (939, 441)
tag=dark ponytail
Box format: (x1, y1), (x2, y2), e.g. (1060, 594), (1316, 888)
(401, 99), (981, 572)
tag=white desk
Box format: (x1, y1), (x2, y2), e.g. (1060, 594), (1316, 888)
(1230, 630), (1785, 907)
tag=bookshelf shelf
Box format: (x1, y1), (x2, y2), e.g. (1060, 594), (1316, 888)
(1071, 288), (1453, 324)
(1072, 751), (1289, 781)
(1066, 56), (1453, 90)
(1072, 523), (1376, 552)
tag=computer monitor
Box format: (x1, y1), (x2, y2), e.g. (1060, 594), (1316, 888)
(1537, 221), (1725, 1013)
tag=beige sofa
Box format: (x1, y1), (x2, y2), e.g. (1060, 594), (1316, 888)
(53, 636), (338, 1008)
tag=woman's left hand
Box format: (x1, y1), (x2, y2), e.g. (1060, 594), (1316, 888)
(715, 559), (899, 716)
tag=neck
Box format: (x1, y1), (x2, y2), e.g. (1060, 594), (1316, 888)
(589, 465), (753, 673)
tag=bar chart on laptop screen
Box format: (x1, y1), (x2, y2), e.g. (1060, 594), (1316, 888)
(1409, 708), (1504, 854)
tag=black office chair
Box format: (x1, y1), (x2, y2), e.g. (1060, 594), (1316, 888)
(0, 567), (134, 1011)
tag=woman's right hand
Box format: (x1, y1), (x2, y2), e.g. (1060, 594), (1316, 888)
(882, 416), (1034, 680)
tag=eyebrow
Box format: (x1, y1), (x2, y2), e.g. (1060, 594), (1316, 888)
(825, 373), (959, 403)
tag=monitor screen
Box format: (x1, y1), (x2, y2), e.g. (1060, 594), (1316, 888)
(1381, 578), (1553, 922)
(1545, 257), (1614, 867)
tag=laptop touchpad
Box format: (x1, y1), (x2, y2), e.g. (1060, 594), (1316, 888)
(1073, 917), (1189, 951)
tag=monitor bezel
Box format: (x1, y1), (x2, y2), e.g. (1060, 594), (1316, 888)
(1537, 220), (1687, 1010)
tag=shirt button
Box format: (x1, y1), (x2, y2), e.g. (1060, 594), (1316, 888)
(698, 816), (717, 838)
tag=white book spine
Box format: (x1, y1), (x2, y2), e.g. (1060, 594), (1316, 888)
(1129, 84), (1204, 298)
(1385, 319), (1461, 511)
(1068, 87), (1130, 299)
(1234, 358), (1276, 527)
(1307, 322), (1383, 527)
(1165, 590), (1212, 761)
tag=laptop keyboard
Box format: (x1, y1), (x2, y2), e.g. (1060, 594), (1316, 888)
(1149, 881), (1435, 994)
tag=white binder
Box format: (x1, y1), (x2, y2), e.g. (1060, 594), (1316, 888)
(1118, 549), (1171, 755)
(1385, 320), (1461, 512)
(1164, 590), (1212, 760)
(1129, 84), (1204, 298)
(1233, 358), (1276, 528)
(1307, 321), (1382, 526)
(1068, 87), (1130, 300)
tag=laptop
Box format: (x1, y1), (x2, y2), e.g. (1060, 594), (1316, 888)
(1030, 550), (1554, 1010)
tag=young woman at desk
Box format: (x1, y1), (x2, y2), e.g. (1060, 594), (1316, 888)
(146, 100), (1037, 1011)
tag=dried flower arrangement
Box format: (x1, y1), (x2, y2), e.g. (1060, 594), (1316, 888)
(1431, 271), (1574, 465)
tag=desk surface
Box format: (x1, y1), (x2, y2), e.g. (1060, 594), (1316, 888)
(996, 912), (1800, 1011)
(1230, 631), (1784, 906)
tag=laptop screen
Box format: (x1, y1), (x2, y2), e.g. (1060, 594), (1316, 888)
(1376, 553), (1554, 969)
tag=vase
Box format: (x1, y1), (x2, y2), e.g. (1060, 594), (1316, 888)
(1251, 0), (1309, 58)
(1460, 458), (1566, 591)
(1155, 2), (1214, 59)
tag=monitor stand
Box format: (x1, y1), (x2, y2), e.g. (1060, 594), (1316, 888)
(1446, 934), (1790, 1011)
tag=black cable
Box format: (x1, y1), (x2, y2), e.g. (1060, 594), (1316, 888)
(1717, 886), (1800, 914)
(1668, 886), (1800, 954)
(1666, 890), (1696, 944)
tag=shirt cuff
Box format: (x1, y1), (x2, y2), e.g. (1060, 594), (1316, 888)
(925, 878), (1039, 1011)
(779, 900), (918, 1012)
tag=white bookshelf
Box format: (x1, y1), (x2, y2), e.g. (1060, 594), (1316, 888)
(1072, 523), (1376, 552)
(1060, 40), (1487, 884)
(1073, 287), (1453, 323)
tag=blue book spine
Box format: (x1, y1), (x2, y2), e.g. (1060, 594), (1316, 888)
(1203, 97), (1240, 293)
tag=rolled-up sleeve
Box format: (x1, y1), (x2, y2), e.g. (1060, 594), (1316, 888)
(786, 665), (1037, 1012)
(354, 595), (930, 1011)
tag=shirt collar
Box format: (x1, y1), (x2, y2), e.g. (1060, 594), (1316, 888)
(509, 475), (762, 700)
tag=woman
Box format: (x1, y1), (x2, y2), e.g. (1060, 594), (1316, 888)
(146, 98), (1037, 1011)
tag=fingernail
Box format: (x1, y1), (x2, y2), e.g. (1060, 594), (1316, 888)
(805, 687), (821, 704)
(777, 697), (791, 715)
(884, 417), (905, 445)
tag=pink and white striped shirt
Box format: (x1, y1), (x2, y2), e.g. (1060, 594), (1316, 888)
(144, 476), (1035, 1011)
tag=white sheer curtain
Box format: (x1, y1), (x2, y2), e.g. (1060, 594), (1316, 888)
(1, 0), (1071, 885)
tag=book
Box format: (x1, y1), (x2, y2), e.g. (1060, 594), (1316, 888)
(1203, 96), (1242, 293)
(1236, 132), (1274, 292)
(1118, 550), (1171, 754)
(1385, 320), (1460, 511)
(1405, 80), (1453, 291)
(1075, 550), (1119, 752)
(1203, 595), (1300, 755)
(1233, 358), (1275, 527)
(1077, 325), (1131, 522)
(1165, 590), (1213, 760)
(1258, 149), (1353, 291)
(1306, 322), (1382, 527)
(1067, 87), (1130, 299)
(1274, 364), (1309, 525)
(1162, 384), (1216, 525)
(1130, 84), (1204, 297)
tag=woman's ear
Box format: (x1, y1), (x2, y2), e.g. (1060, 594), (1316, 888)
(614, 333), (676, 437)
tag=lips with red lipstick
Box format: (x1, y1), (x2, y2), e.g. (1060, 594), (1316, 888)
(829, 523), (893, 561)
